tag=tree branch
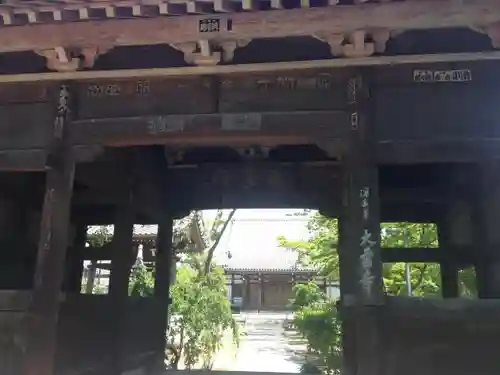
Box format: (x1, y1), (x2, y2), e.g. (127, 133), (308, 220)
(203, 209), (236, 276)
(411, 264), (428, 291)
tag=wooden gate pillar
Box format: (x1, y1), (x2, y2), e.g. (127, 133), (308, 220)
(23, 84), (75, 375)
(437, 203), (467, 298)
(150, 215), (174, 372)
(63, 221), (87, 293)
(338, 72), (384, 375)
(473, 163), (500, 298)
(108, 201), (135, 374)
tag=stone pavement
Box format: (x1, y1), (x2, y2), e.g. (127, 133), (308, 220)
(212, 311), (307, 372)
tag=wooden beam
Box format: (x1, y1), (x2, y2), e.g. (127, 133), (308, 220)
(0, 146), (103, 172)
(72, 111), (349, 148)
(23, 84), (75, 375)
(1, 1), (500, 53)
(376, 139), (500, 164)
(74, 151), (163, 221)
(63, 221), (87, 293)
(337, 71), (382, 375)
(150, 215), (174, 372)
(0, 52), (498, 84)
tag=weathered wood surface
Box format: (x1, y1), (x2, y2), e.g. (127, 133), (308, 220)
(24, 84), (76, 375)
(166, 162), (339, 210)
(78, 78), (214, 119)
(72, 111), (350, 147)
(0, 62), (498, 165)
(0, 290), (31, 311)
(55, 296), (159, 375)
(0, 52), (499, 83)
(219, 71), (349, 112)
(1, 0), (500, 52)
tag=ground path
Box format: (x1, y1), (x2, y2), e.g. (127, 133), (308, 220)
(212, 311), (307, 372)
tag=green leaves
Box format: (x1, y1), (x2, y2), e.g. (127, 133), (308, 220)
(128, 209), (239, 369)
(290, 284), (342, 374)
(168, 265), (238, 369)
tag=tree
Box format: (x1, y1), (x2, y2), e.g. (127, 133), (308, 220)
(280, 211), (478, 375)
(82, 226), (113, 294)
(129, 209), (239, 370)
(279, 211), (476, 297)
(289, 283), (342, 374)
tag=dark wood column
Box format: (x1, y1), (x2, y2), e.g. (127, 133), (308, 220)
(108, 202), (135, 374)
(64, 221), (87, 293)
(338, 72), (383, 375)
(150, 215), (174, 371)
(23, 84), (76, 375)
(437, 213), (459, 298)
(473, 163), (500, 298)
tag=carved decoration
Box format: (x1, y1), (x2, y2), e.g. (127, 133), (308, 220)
(371, 29), (390, 54)
(343, 30), (374, 58)
(483, 22), (500, 48)
(172, 39), (251, 66)
(314, 29), (390, 58)
(313, 33), (344, 56)
(36, 46), (111, 72)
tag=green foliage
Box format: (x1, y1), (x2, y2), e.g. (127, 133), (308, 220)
(86, 226), (113, 247)
(129, 260), (155, 297)
(290, 282), (324, 311)
(278, 212), (476, 297)
(169, 265), (238, 369)
(129, 262), (239, 369)
(128, 209), (239, 370)
(290, 284), (342, 374)
(281, 211), (479, 375)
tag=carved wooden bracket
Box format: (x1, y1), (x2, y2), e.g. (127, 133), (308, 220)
(173, 39), (251, 66)
(343, 30), (374, 58)
(314, 33), (344, 56)
(36, 46), (111, 72)
(314, 29), (390, 58)
(371, 29), (391, 54)
(482, 22), (500, 49)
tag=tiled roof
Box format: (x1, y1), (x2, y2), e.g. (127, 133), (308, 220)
(214, 245), (316, 273)
(133, 225), (157, 237)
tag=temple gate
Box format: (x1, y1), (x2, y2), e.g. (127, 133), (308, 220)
(0, 0), (500, 374)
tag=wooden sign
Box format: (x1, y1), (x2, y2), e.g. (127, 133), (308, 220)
(147, 115), (186, 134)
(413, 69), (472, 83)
(199, 18), (221, 33)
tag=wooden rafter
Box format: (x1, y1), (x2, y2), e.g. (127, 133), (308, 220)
(0, 0), (499, 54)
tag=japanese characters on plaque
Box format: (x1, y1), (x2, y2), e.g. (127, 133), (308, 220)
(252, 74), (333, 90)
(198, 17), (232, 33)
(147, 115), (186, 134)
(347, 76), (359, 130)
(198, 18), (220, 33)
(53, 84), (70, 139)
(413, 69), (472, 83)
(359, 187), (375, 299)
(86, 80), (151, 98)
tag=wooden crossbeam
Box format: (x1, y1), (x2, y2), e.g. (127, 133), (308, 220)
(0, 51), (497, 83)
(72, 111), (350, 148)
(1, 0), (500, 52)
